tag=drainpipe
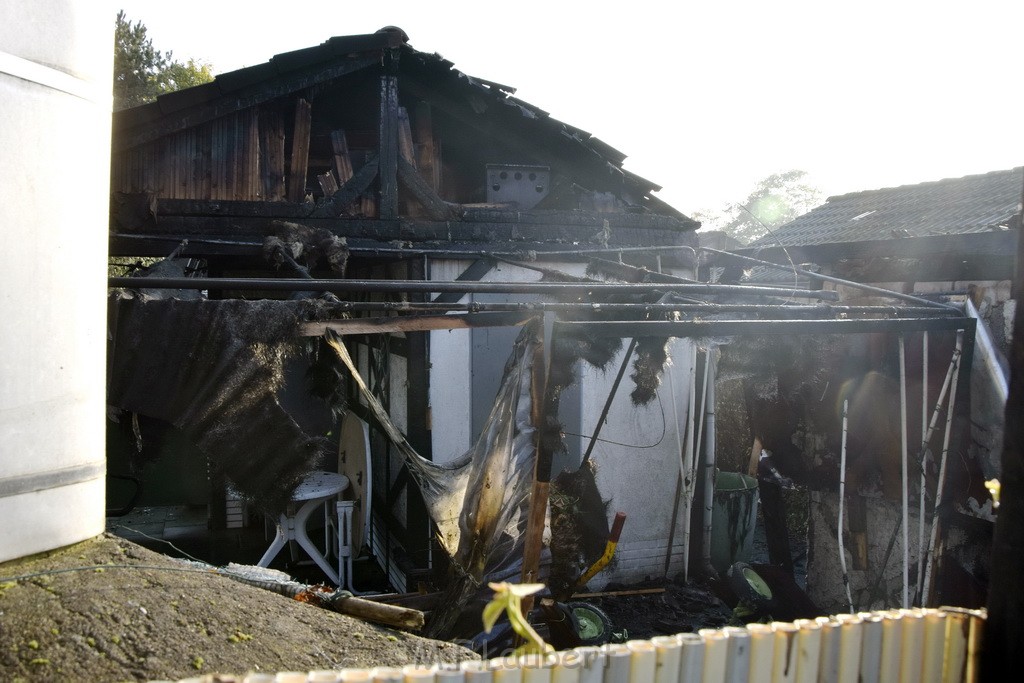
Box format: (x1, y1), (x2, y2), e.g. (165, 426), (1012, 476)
(681, 344), (702, 582)
(838, 399), (854, 613)
(916, 332), (929, 602)
(700, 348), (719, 576)
(922, 331), (964, 606)
(899, 335), (910, 608)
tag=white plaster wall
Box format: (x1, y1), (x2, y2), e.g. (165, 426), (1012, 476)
(428, 259), (474, 463)
(577, 338), (696, 586)
(427, 327), (473, 463)
(428, 259), (557, 463)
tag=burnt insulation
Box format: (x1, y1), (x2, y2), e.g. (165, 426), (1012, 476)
(263, 221), (350, 273)
(107, 295), (336, 515)
(550, 324), (624, 392)
(630, 336), (673, 406)
(541, 262), (679, 406)
(549, 459), (612, 599)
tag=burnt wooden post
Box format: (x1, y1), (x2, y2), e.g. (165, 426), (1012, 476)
(520, 319), (552, 616)
(378, 49), (400, 220)
(981, 187), (1024, 677)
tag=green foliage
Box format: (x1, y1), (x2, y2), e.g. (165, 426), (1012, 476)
(113, 11), (214, 111)
(108, 257), (158, 279)
(482, 582), (552, 656)
(694, 170), (824, 245)
(161, 59), (215, 93)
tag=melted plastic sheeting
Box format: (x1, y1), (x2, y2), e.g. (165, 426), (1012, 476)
(325, 320), (540, 575)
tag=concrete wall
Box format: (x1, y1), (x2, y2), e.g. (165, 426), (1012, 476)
(0, 4), (111, 562)
(808, 492), (927, 613)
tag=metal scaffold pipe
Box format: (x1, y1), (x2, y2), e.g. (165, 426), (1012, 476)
(108, 276), (840, 300)
(699, 246), (960, 311)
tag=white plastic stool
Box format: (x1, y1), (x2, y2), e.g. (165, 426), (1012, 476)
(336, 500), (358, 593)
(257, 470), (348, 584)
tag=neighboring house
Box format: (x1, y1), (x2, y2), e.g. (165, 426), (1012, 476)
(741, 168), (1021, 326)
(108, 28), (701, 591)
(722, 169), (1023, 611)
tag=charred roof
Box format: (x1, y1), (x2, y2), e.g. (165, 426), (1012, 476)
(112, 29), (695, 230)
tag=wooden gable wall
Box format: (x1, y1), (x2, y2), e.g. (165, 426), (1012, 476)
(112, 109), (262, 201)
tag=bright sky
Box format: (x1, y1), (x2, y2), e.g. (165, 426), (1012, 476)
(113, 0), (1024, 217)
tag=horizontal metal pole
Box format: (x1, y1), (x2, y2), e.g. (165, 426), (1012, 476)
(111, 233), (697, 262)
(108, 276), (840, 300)
(313, 300), (956, 317)
(699, 246), (959, 311)
(555, 317), (974, 337)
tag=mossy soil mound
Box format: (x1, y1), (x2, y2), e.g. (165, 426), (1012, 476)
(0, 534), (473, 682)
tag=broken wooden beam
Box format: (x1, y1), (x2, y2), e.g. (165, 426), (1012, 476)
(297, 311), (534, 336)
(398, 106), (416, 167)
(321, 155), (379, 216)
(330, 130), (354, 184)
(398, 156), (458, 220)
(317, 170), (339, 197)
(325, 592), (425, 631)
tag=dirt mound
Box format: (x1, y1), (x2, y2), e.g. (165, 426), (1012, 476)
(0, 534), (473, 682)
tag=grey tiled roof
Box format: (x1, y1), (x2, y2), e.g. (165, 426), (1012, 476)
(748, 168), (1023, 248)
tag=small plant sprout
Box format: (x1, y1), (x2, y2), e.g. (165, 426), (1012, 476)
(482, 582), (552, 655)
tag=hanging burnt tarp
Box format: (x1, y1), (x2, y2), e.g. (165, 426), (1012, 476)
(107, 295), (329, 515)
(326, 320), (540, 565)
(326, 321), (542, 636)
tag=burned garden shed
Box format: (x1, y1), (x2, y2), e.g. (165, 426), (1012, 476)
(106, 26), (991, 628)
(106, 27), (711, 593)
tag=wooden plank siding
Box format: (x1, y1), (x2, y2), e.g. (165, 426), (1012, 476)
(286, 98), (312, 203)
(240, 108), (260, 200)
(259, 109), (286, 201)
(111, 110), (264, 201)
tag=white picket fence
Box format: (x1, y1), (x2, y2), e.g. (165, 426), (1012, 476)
(169, 607), (984, 683)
